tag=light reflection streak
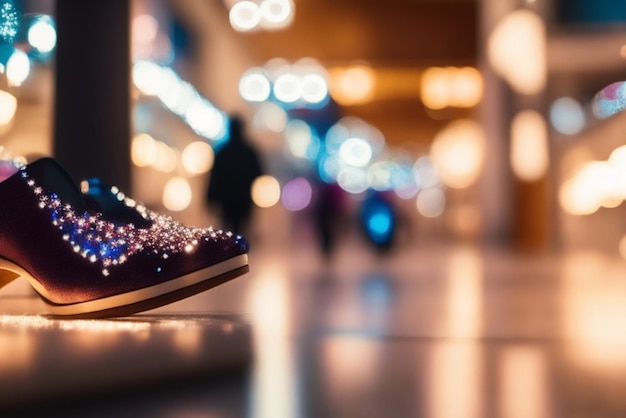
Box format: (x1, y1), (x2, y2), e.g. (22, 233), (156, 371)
(0, 315), (151, 333)
(426, 248), (483, 417)
(446, 247), (483, 337)
(561, 252), (626, 367)
(427, 342), (482, 418)
(322, 338), (381, 414)
(247, 262), (298, 418)
(498, 346), (549, 418)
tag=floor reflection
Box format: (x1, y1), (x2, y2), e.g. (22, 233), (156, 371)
(445, 247), (483, 338)
(247, 259), (299, 418)
(5, 244), (626, 416)
(427, 342), (483, 418)
(497, 345), (550, 418)
(0, 313), (252, 409)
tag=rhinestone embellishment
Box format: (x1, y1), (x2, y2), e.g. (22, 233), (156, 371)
(22, 168), (234, 276)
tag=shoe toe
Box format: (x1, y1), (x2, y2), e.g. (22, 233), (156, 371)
(234, 235), (249, 253)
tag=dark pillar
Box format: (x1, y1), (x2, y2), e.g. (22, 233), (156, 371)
(53, 1), (131, 192)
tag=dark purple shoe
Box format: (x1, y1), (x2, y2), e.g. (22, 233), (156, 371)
(0, 158), (249, 318)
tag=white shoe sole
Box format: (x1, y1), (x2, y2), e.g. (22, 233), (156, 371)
(0, 254), (248, 318)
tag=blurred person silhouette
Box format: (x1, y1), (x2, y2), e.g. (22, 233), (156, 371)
(313, 180), (346, 258)
(207, 115), (263, 236)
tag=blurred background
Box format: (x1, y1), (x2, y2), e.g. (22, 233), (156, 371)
(4, 1), (626, 416)
(2, 0), (626, 256)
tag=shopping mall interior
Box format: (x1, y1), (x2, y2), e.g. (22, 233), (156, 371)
(2, 0), (626, 416)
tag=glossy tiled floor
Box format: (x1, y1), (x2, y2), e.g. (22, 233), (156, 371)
(2, 231), (626, 417)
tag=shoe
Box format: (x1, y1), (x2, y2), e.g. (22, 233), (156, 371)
(0, 157), (249, 318)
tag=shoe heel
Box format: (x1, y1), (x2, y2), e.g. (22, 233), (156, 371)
(0, 269), (19, 289)
(0, 259), (21, 290)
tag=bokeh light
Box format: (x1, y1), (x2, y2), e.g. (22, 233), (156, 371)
(259, 0), (294, 30)
(300, 73), (328, 104)
(182, 141), (214, 174)
(229, 1), (262, 32)
(339, 137), (373, 168)
(559, 174), (601, 216)
(240, 58), (328, 107)
(337, 167), (369, 194)
(6, 49), (30, 86)
(253, 102), (288, 132)
(421, 67), (450, 110)
(228, 0), (294, 32)
(239, 68), (271, 102)
(361, 195), (395, 246)
(413, 155), (441, 188)
(252, 175), (281, 208)
(184, 100), (227, 140)
(133, 61), (163, 96)
(430, 119), (486, 189)
(510, 110), (548, 182)
(487, 10), (546, 95)
(327, 117), (385, 156)
(133, 61), (227, 141)
(0, 90), (17, 126)
(550, 97), (586, 135)
(27, 17), (56, 54)
(131, 133), (158, 167)
(285, 119), (319, 160)
(329, 65), (376, 105)
(318, 154), (341, 184)
(153, 141), (178, 173)
(560, 146), (626, 216)
(281, 177), (312, 211)
(417, 187), (446, 218)
(162, 177), (192, 212)
(452, 67), (483, 107)
(132, 14), (158, 45)
(367, 161), (395, 192)
(273, 73), (301, 103)
(421, 66), (483, 110)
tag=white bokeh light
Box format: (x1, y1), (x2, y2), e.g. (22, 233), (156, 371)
(550, 97), (585, 136)
(239, 68), (271, 102)
(27, 19), (57, 53)
(273, 73), (302, 103)
(339, 137), (373, 168)
(0, 90), (17, 126)
(132, 61), (163, 96)
(301, 73), (328, 104)
(230, 1), (262, 32)
(260, 0), (294, 29)
(6, 50), (30, 87)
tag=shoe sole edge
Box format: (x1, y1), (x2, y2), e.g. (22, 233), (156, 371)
(1, 254), (248, 318)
